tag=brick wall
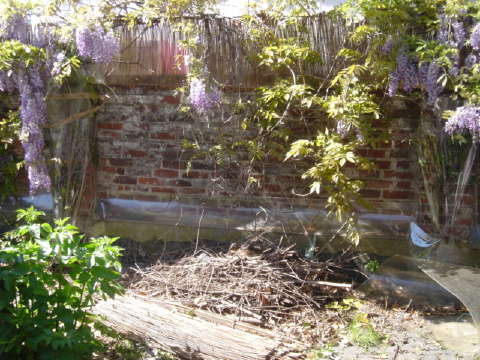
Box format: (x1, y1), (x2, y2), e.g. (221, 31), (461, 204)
(93, 87), (418, 215)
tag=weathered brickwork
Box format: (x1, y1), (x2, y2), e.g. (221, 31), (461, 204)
(88, 86), (473, 243)
(60, 84), (480, 243)
(93, 87), (418, 217)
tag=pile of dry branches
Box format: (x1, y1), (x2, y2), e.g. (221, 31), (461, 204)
(126, 237), (357, 341)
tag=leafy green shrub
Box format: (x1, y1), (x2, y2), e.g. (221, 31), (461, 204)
(0, 207), (123, 359)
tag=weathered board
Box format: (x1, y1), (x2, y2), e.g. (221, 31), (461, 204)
(94, 294), (298, 360)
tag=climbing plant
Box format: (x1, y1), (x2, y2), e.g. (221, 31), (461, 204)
(3, 0), (479, 242)
(333, 0), (480, 240)
(0, 0), (120, 219)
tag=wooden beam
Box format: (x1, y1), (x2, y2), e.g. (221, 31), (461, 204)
(94, 294), (298, 360)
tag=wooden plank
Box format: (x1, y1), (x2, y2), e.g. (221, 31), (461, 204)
(94, 294), (295, 360)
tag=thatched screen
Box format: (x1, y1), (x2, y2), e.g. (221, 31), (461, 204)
(104, 13), (351, 88)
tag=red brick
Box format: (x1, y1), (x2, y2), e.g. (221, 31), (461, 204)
(98, 122), (123, 130)
(126, 149), (148, 158)
(456, 218), (473, 226)
(366, 180), (393, 189)
(383, 171), (414, 180)
(152, 187), (176, 194)
(382, 190), (414, 199)
(154, 169), (179, 178)
(367, 149), (387, 158)
(393, 140), (410, 148)
(358, 149), (387, 158)
(264, 184), (282, 193)
(109, 158), (133, 167)
(375, 160), (391, 170)
(376, 140), (392, 149)
(167, 179), (191, 187)
(397, 181), (412, 189)
(360, 189), (381, 198)
(139, 177), (164, 185)
(163, 161), (188, 169)
(396, 161), (411, 169)
(101, 166), (117, 174)
(162, 95), (180, 104)
(391, 149), (410, 158)
(179, 188), (206, 194)
(182, 171), (209, 179)
(98, 130), (121, 138)
(277, 176), (296, 183)
(357, 149), (368, 157)
(392, 130), (410, 139)
(191, 162), (214, 170)
(359, 170), (380, 178)
(161, 150), (180, 160)
(134, 194), (160, 201)
(461, 195), (474, 206)
(151, 132), (176, 140)
(113, 176), (137, 185)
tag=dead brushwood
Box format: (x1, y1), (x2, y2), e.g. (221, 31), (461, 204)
(126, 237), (356, 343)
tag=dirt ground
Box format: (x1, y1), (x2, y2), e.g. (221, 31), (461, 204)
(98, 239), (479, 360)
(320, 299), (478, 360)
(98, 299), (478, 360)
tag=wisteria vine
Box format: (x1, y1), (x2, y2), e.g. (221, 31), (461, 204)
(0, 14), (120, 193)
(385, 12), (480, 141)
(189, 77), (221, 113)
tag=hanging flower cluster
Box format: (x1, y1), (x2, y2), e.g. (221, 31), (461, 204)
(381, 37), (394, 54)
(189, 78), (221, 113)
(387, 50), (441, 100)
(17, 66), (51, 192)
(0, 14), (120, 193)
(471, 24), (480, 51)
(445, 105), (480, 142)
(385, 14), (480, 104)
(76, 26), (120, 63)
(0, 15), (51, 193)
(387, 51), (444, 103)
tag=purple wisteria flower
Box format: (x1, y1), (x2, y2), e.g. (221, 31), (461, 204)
(448, 53), (460, 77)
(452, 21), (466, 49)
(381, 37), (394, 54)
(465, 54), (478, 69)
(388, 71), (400, 97)
(76, 26), (120, 63)
(0, 71), (17, 92)
(403, 61), (419, 93)
(471, 24), (480, 52)
(387, 50), (419, 96)
(436, 15), (450, 45)
(189, 78), (221, 112)
(445, 105), (480, 142)
(425, 62), (442, 105)
(0, 13), (67, 193)
(50, 52), (66, 78)
(419, 62), (429, 84)
(17, 66), (50, 193)
(0, 13), (28, 42)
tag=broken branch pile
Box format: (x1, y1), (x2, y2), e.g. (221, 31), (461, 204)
(126, 240), (355, 341)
